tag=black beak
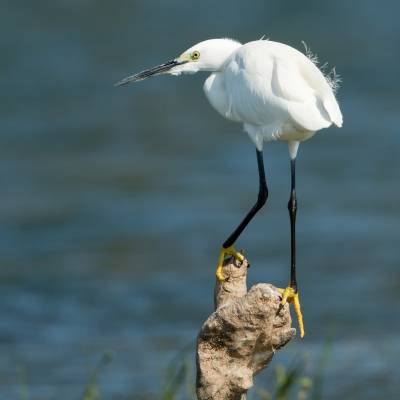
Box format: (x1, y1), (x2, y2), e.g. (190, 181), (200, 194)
(114, 59), (188, 87)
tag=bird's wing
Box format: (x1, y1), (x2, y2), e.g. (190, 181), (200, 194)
(223, 51), (289, 127)
(223, 41), (342, 132)
(272, 43), (343, 129)
(272, 56), (333, 132)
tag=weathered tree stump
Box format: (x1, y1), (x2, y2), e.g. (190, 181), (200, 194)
(196, 256), (296, 400)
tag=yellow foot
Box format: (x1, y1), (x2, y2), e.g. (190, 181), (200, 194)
(215, 246), (245, 282)
(278, 286), (305, 338)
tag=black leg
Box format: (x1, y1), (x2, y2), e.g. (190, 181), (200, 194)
(223, 149), (268, 249)
(288, 158), (297, 292)
(279, 156), (304, 338)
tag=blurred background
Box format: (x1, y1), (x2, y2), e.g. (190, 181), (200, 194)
(1, 0), (399, 398)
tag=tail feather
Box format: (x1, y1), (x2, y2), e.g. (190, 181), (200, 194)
(323, 97), (343, 127)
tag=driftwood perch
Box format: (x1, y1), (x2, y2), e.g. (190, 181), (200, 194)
(196, 256), (296, 400)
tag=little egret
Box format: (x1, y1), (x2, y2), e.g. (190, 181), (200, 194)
(116, 38), (343, 338)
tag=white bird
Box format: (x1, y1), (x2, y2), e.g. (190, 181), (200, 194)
(116, 38), (343, 338)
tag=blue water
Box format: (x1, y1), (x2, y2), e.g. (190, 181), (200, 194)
(1, 1), (400, 398)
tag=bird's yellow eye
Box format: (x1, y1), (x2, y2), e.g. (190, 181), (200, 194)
(190, 51), (200, 61)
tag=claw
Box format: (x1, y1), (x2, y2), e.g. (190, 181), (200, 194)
(215, 246), (244, 282)
(278, 286), (305, 338)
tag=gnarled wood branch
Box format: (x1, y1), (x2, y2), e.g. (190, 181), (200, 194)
(196, 256), (296, 400)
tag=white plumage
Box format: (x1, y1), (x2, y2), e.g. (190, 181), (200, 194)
(116, 38), (342, 159)
(116, 37), (343, 338)
(202, 39), (342, 156)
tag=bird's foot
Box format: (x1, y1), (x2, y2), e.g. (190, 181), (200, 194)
(278, 286), (305, 338)
(215, 246), (245, 282)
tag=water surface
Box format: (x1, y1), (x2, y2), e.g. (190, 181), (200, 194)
(1, 1), (399, 398)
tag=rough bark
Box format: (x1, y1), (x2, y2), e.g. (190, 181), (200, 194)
(196, 255), (296, 400)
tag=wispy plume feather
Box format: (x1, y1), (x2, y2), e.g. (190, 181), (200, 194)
(325, 67), (341, 93)
(301, 41), (319, 65)
(301, 41), (341, 93)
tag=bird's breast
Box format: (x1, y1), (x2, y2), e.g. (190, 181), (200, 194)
(203, 73), (241, 122)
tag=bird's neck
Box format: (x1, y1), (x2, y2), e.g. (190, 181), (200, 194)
(203, 39), (242, 72)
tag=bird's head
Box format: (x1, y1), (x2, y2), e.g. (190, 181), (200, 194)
(115, 38), (241, 86)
